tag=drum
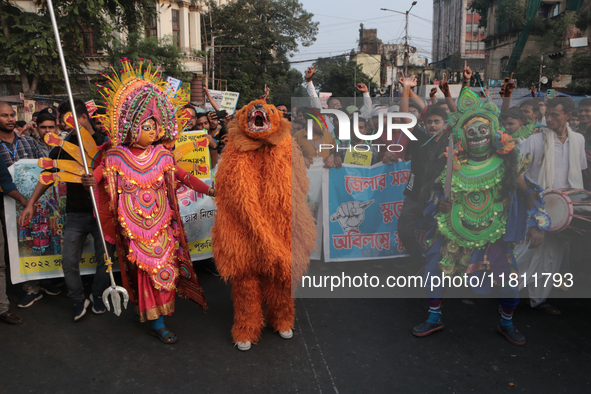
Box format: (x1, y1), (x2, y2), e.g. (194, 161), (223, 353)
(544, 188), (591, 238)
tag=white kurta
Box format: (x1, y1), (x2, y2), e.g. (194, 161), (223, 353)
(518, 130), (587, 190)
(515, 129), (587, 307)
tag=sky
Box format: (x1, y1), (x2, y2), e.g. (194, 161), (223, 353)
(291, 0), (434, 74)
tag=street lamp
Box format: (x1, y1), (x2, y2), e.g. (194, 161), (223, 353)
(381, 1), (417, 75)
(206, 34), (226, 89)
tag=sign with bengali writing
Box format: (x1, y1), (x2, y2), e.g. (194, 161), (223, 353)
(323, 161), (425, 262)
(5, 160), (98, 284)
(175, 137), (216, 260)
(204, 89), (225, 112)
(176, 131), (212, 180)
(220, 91), (240, 114)
(344, 150), (372, 166)
(203, 90), (240, 114)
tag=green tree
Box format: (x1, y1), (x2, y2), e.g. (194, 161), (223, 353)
(105, 32), (190, 80)
(205, 0), (318, 106)
(467, 0), (489, 29)
(312, 57), (372, 97)
(87, 32), (192, 103)
(0, 0), (155, 97)
(513, 55), (568, 88)
(497, 0), (527, 30)
(567, 54), (591, 93)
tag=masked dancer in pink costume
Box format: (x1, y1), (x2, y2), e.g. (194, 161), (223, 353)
(82, 60), (215, 344)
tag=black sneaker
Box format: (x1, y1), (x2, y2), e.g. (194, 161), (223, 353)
(497, 324), (526, 346)
(40, 283), (61, 296)
(73, 299), (90, 321)
(89, 294), (106, 315)
(17, 292), (43, 308)
(412, 320), (444, 337)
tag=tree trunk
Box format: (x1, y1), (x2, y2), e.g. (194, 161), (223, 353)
(18, 65), (34, 98)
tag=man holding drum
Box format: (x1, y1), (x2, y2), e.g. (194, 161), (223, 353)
(516, 97), (587, 314)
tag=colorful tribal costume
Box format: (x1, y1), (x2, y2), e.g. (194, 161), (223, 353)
(212, 100), (316, 351)
(41, 60), (213, 343)
(413, 87), (550, 346)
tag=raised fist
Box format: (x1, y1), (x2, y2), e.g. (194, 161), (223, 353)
(330, 200), (374, 233)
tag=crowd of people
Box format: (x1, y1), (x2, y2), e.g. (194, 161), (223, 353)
(291, 62), (590, 345)
(0, 60), (590, 349)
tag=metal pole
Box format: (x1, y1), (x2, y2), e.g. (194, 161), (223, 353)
(538, 53), (544, 93)
(354, 63), (357, 106)
(391, 60), (394, 100)
(405, 11), (409, 76)
(211, 35), (215, 89)
(45, 0), (117, 289)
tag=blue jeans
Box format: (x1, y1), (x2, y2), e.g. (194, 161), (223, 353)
(61, 213), (112, 303)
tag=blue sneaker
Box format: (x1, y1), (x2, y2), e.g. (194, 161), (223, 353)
(412, 320), (444, 337)
(90, 294), (106, 315)
(17, 292), (43, 308)
(73, 299), (90, 321)
(497, 324), (526, 346)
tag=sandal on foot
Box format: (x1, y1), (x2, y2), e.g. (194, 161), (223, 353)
(150, 327), (178, 344)
(536, 303), (561, 315)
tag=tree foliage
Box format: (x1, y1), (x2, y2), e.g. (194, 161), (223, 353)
(497, 0), (527, 29)
(530, 11), (579, 49)
(513, 56), (567, 88)
(467, 0), (489, 29)
(311, 57), (372, 97)
(86, 32), (191, 103)
(0, 0), (155, 97)
(205, 0), (318, 106)
(105, 32), (190, 80)
(567, 54), (591, 94)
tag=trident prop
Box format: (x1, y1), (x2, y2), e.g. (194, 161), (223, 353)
(46, 0), (128, 315)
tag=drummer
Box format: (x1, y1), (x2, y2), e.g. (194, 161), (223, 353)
(516, 97), (587, 315)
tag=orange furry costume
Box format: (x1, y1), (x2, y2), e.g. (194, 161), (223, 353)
(212, 100), (316, 345)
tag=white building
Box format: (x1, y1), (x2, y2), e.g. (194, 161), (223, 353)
(431, 0), (486, 75)
(6, 1), (234, 102)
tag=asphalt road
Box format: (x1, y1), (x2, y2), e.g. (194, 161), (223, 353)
(1, 268), (590, 394)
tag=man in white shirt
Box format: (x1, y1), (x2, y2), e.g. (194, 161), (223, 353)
(516, 97), (587, 314)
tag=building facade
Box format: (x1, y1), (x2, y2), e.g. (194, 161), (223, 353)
(483, 0), (588, 83)
(354, 28), (427, 90)
(3, 1), (234, 103)
(432, 0), (486, 75)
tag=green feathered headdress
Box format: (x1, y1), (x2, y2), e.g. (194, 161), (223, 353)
(447, 87), (515, 157)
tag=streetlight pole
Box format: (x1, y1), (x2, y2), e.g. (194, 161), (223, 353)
(381, 1), (417, 76)
(207, 34), (226, 89)
(538, 53), (545, 93)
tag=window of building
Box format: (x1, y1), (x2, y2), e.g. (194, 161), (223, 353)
(172, 10), (180, 48)
(145, 17), (157, 38)
(466, 23), (473, 32)
(478, 41), (485, 50)
(539, 3), (559, 19)
(82, 26), (99, 55)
